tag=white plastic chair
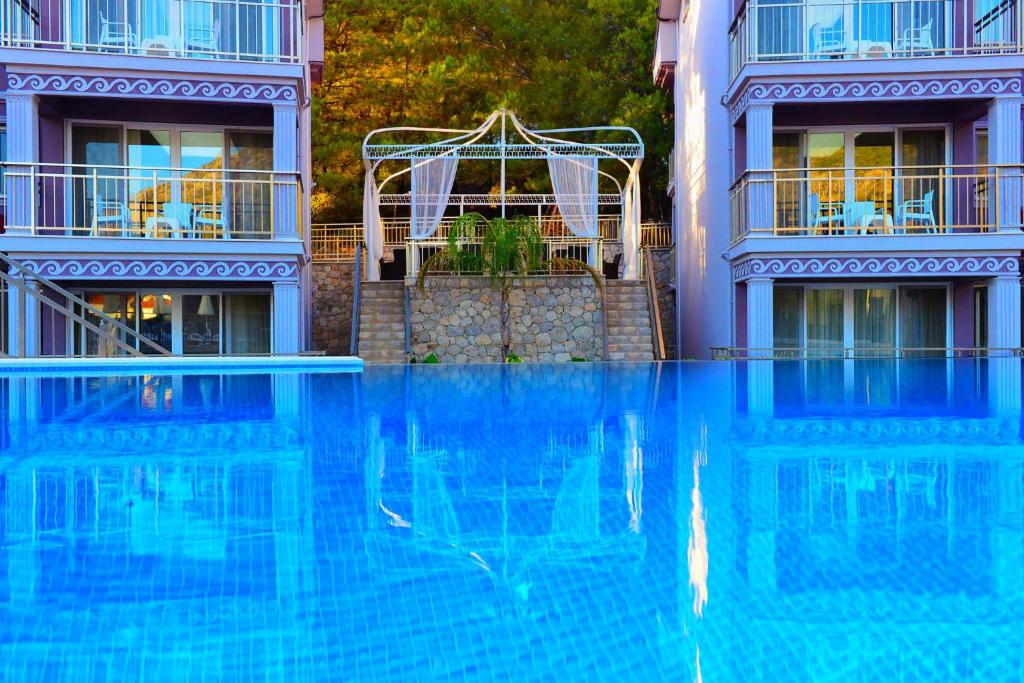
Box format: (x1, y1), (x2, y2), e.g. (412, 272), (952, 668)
(194, 205), (227, 238)
(98, 13), (137, 51)
(896, 190), (937, 233)
(92, 200), (130, 236)
(896, 18), (935, 55)
(184, 19), (221, 57)
(808, 193), (844, 234)
(810, 22), (846, 57)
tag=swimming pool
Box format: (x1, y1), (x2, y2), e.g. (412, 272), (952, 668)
(1, 360), (1022, 681)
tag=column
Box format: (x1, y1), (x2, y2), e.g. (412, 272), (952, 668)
(746, 277), (774, 355)
(987, 274), (1021, 354)
(7, 276), (40, 357)
(273, 280), (300, 355)
(272, 103), (300, 239)
(987, 95), (1022, 231)
(745, 101), (775, 235)
(5, 94), (39, 234)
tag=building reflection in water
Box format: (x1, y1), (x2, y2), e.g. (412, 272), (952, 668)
(0, 371), (315, 679)
(732, 358), (1024, 680)
(0, 360), (1020, 680)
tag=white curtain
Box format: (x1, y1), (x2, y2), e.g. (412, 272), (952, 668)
(410, 156), (459, 239)
(363, 166), (383, 280)
(548, 155), (599, 237)
(621, 163), (641, 280)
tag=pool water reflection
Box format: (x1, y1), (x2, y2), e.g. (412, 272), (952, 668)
(0, 361), (1022, 681)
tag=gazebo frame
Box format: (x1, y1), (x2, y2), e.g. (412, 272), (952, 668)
(361, 110), (645, 280)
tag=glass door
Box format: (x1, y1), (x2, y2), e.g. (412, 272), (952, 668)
(808, 133), (845, 233)
(71, 125), (123, 236)
(853, 288), (896, 357)
(900, 288), (947, 356)
(852, 131), (894, 231)
(182, 294), (221, 354)
(181, 131), (226, 238)
(127, 129), (172, 236)
(772, 132), (803, 232)
(806, 288), (845, 357)
(139, 293), (174, 354)
(899, 129), (945, 231)
(228, 131), (273, 238)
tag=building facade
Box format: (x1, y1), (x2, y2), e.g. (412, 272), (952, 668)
(656, 0), (1024, 359)
(1, 0), (324, 356)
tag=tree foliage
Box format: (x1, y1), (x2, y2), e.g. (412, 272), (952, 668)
(313, 0), (670, 222)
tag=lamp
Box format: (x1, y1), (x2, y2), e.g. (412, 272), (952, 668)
(197, 294), (215, 317)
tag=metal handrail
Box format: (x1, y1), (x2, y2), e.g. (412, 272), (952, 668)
(0, 253), (172, 356)
(711, 346), (1024, 360)
(350, 242), (363, 357)
(642, 246), (666, 360)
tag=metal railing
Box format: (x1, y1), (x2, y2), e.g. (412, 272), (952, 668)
(311, 219), (671, 262)
(729, 163), (1018, 242)
(0, 253), (172, 357)
(730, 0), (1021, 79)
(642, 246), (666, 360)
(640, 222), (673, 248)
(711, 346), (1024, 360)
(0, 0), (302, 63)
(350, 242), (363, 357)
(4, 162), (300, 240)
(406, 236), (605, 278)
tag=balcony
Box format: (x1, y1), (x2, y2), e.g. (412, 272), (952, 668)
(729, 163), (1019, 242)
(0, 0), (301, 63)
(2, 162), (300, 240)
(730, 0), (1021, 80)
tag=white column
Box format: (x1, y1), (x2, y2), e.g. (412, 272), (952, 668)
(7, 276), (40, 357)
(988, 274), (1021, 354)
(988, 95), (1023, 232)
(745, 101), (775, 235)
(272, 103), (300, 239)
(746, 277), (774, 355)
(5, 94), (39, 234)
(273, 280), (300, 355)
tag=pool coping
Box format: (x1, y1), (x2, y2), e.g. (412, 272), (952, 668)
(0, 355), (364, 376)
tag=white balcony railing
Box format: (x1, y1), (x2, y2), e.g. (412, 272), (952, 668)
(730, 0), (1021, 79)
(2, 162), (301, 240)
(0, 0), (301, 63)
(729, 163), (1020, 242)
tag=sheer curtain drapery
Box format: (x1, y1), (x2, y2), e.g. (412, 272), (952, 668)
(363, 166), (383, 280)
(410, 156), (459, 239)
(548, 156), (599, 237)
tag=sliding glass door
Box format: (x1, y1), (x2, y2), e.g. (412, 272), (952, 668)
(71, 125), (123, 235)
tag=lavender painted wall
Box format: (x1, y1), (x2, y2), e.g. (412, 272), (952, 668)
(952, 281), (976, 348)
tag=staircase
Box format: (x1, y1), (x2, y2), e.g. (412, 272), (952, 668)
(604, 281), (655, 361)
(357, 281), (407, 363)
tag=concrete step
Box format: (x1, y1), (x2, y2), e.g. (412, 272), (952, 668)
(358, 282), (408, 363)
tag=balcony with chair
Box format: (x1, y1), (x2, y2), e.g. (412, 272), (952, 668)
(1, 161), (300, 242)
(730, 0), (1022, 81)
(0, 0), (302, 64)
(729, 162), (1019, 243)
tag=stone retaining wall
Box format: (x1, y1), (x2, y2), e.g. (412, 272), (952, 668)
(409, 276), (604, 363)
(311, 261), (356, 355)
(649, 248), (676, 358)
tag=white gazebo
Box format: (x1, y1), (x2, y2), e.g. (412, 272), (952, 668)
(361, 109), (645, 281)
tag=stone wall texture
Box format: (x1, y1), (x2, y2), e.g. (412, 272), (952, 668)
(409, 276), (604, 363)
(311, 261), (356, 355)
(649, 248), (677, 358)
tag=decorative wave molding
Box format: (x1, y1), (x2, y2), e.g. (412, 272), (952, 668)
(733, 255), (1020, 280)
(730, 76), (1021, 122)
(18, 258), (299, 280)
(7, 73), (298, 103)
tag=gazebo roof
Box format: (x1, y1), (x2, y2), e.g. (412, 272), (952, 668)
(362, 110), (644, 165)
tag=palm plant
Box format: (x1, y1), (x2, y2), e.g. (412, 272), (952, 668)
(416, 212), (603, 360)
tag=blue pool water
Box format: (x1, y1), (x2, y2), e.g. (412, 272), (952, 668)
(1, 360), (1023, 681)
